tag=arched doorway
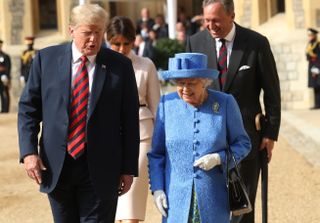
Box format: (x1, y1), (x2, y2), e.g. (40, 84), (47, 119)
(270, 0), (285, 17)
(277, 0), (285, 13)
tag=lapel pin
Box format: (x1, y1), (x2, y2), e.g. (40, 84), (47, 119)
(212, 102), (220, 113)
(102, 64), (106, 69)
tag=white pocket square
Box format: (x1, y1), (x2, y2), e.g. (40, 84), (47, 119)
(239, 65), (250, 71)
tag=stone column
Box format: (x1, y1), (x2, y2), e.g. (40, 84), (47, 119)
(167, 0), (177, 39)
(57, 0), (73, 40)
(303, 0), (320, 29)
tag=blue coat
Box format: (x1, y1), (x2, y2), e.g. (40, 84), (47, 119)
(148, 90), (251, 223)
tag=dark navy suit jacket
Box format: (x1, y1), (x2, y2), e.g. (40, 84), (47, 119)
(18, 43), (140, 200)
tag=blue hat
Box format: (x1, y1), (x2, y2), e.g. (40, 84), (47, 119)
(160, 53), (219, 80)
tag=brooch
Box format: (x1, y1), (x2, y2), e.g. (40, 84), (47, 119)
(212, 102), (220, 113)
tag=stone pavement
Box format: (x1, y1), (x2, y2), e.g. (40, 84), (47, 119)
(0, 110), (320, 223)
(281, 109), (320, 167)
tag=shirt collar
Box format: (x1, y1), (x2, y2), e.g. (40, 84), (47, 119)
(71, 42), (96, 65)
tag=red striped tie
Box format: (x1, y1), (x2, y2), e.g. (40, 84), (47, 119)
(218, 38), (228, 88)
(67, 55), (89, 159)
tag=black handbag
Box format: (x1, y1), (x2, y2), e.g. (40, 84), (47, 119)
(226, 147), (252, 216)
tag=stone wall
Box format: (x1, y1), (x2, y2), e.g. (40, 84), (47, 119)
(8, 0), (24, 44)
(9, 55), (24, 112)
(0, 3), (2, 39)
(239, 0), (252, 28)
(292, 0), (305, 28)
(270, 40), (311, 110)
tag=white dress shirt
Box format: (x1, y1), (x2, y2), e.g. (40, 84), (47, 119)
(71, 42), (97, 110)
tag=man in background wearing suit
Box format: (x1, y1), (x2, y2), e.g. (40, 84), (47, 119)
(18, 4), (140, 223)
(136, 7), (155, 35)
(186, 0), (281, 222)
(20, 36), (37, 85)
(0, 39), (11, 113)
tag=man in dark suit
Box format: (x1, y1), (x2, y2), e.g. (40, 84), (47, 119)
(186, 1), (281, 222)
(18, 4), (140, 223)
(136, 7), (155, 35)
(0, 39), (11, 113)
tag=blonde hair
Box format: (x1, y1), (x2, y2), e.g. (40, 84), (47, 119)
(70, 4), (108, 28)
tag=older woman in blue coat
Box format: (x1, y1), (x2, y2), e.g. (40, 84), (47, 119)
(148, 53), (251, 223)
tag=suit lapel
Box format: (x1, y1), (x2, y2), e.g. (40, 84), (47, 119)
(205, 29), (218, 69)
(223, 24), (247, 92)
(58, 44), (72, 108)
(88, 49), (107, 119)
(204, 30), (221, 91)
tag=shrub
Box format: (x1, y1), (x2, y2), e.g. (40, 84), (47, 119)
(154, 38), (185, 70)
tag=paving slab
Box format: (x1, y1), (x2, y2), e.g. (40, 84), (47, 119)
(1, 113), (320, 223)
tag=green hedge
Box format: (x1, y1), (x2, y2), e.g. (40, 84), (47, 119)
(154, 38), (185, 70)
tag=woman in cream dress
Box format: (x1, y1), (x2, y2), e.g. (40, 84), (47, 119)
(106, 16), (160, 223)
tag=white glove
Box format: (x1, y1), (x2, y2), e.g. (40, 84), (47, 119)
(193, 153), (221, 171)
(20, 76), (25, 86)
(311, 66), (320, 75)
(153, 190), (168, 217)
(0, 75), (9, 86)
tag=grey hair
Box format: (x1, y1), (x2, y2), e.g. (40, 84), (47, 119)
(202, 0), (234, 14)
(70, 4), (108, 28)
(202, 78), (213, 88)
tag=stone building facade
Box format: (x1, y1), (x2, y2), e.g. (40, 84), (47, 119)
(0, 0), (320, 111)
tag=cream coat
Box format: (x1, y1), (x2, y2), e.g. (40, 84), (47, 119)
(116, 51), (160, 221)
(129, 51), (160, 141)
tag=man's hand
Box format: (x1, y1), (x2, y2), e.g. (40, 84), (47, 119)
(19, 76), (25, 86)
(260, 137), (275, 162)
(118, 175), (133, 196)
(153, 190), (168, 217)
(23, 154), (46, 184)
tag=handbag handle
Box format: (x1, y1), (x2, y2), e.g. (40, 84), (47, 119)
(226, 146), (242, 185)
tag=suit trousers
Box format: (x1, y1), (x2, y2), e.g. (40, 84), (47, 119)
(314, 87), (320, 108)
(48, 152), (118, 223)
(231, 154), (261, 223)
(0, 84), (9, 113)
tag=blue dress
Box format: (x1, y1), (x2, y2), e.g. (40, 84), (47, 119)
(148, 90), (251, 223)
